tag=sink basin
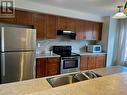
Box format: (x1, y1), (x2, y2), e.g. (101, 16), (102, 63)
(47, 71), (101, 87)
(73, 73), (89, 81)
(47, 74), (80, 87)
(82, 71), (101, 79)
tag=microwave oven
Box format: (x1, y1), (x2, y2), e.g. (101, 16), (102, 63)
(87, 45), (102, 53)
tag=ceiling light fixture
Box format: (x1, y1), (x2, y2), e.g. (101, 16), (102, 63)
(112, 6), (127, 19)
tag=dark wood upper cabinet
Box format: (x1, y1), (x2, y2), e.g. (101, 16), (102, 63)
(83, 21), (94, 40)
(76, 20), (102, 40)
(15, 10), (33, 25)
(75, 20), (84, 40)
(33, 13), (46, 40)
(93, 22), (102, 40)
(46, 15), (57, 39)
(57, 16), (76, 32)
(76, 20), (93, 40)
(0, 9), (103, 40)
(33, 14), (57, 39)
(85, 21), (102, 40)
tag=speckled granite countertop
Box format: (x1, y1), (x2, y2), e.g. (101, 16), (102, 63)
(91, 66), (127, 76)
(36, 52), (106, 58)
(77, 52), (106, 55)
(0, 78), (52, 95)
(26, 72), (127, 95)
(0, 66), (127, 95)
(36, 53), (60, 58)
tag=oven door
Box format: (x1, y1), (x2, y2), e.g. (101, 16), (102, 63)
(61, 57), (80, 74)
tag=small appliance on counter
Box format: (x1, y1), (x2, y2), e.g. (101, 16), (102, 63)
(52, 46), (80, 74)
(87, 45), (102, 53)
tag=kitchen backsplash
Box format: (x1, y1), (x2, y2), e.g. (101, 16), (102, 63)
(36, 39), (98, 54)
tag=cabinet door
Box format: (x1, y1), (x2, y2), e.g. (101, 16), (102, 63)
(46, 57), (60, 76)
(87, 55), (96, 70)
(93, 22), (102, 40)
(46, 15), (57, 39)
(80, 55), (88, 71)
(36, 58), (46, 78)
(57, 16), (76, 31)
(15, 10), (33, 25)
(75, 20), (84, 40)
(33, 13), (46, 39)
(95, 54), (106, 68)
(83, 21), (94, 40)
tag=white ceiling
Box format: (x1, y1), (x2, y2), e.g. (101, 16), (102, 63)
(26, 0), (126, 16)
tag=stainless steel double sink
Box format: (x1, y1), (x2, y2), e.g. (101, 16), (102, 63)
(47, 71), (101, 87)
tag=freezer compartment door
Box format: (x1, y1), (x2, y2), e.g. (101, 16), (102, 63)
(0, 27), (36, 51)
(0, 52), (36, 84)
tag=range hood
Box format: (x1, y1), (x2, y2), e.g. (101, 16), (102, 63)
(57, 30), (76, 39)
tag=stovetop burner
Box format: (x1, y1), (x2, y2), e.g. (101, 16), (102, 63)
(52, 46), (80, 57)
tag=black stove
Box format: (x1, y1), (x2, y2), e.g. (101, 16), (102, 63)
(52, 46), (80, 74)
(52, 46), (79, 57)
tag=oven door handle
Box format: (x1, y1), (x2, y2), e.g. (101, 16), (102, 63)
(62, 57), (76, 59)
(62, 59), (78, 61)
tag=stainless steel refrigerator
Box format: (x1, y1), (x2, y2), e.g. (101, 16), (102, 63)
(0, 27), (36, 84)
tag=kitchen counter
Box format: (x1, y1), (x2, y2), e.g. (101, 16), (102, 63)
(0, 78), (52, 95)
(0, 66), (127, 95)
(91, 65), (127, 76)
(27, 72), (127, 95)
(36, 53), (60, 58)
(77, 52), (106, 55)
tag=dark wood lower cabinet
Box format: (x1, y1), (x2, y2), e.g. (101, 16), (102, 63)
(36, 57), (60, 78)
(87, 55), (96, 70)
(80, 54), (106, 71)
(80, 55), (88, 71)
(95, 54), (106, 68)
(36, 58), (46, 78)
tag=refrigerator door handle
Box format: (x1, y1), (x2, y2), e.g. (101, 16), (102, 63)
(1, 27), (5, 52)
(1, 54), (5, 76)
(33, 60), (36, 78)
(19, 54), (24, 81)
